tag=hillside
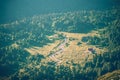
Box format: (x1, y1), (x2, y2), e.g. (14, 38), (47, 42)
(0, 8), (120, 80)
(97, 70), (120, 80)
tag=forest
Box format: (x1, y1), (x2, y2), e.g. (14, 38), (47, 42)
(0, 8), (120, 80)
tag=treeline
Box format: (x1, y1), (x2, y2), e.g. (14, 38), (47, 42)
(0, 8), (119, 48)
(85, 19), (120, 52)
(0, 46), (44, 78)
(0, 21), (54, 48)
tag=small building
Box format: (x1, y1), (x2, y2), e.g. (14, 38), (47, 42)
(88, 48), (96, 54)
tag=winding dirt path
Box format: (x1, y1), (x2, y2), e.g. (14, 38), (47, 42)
(49, 36), (68, 64)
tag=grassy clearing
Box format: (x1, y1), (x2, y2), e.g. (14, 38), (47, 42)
(25, 30), (107, 65)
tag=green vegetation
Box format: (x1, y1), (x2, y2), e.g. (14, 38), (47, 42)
(0, 8), (120, 80)
(77, 42), (82, 46)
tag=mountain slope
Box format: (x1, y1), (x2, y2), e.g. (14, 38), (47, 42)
(0, 8), (120, 80)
